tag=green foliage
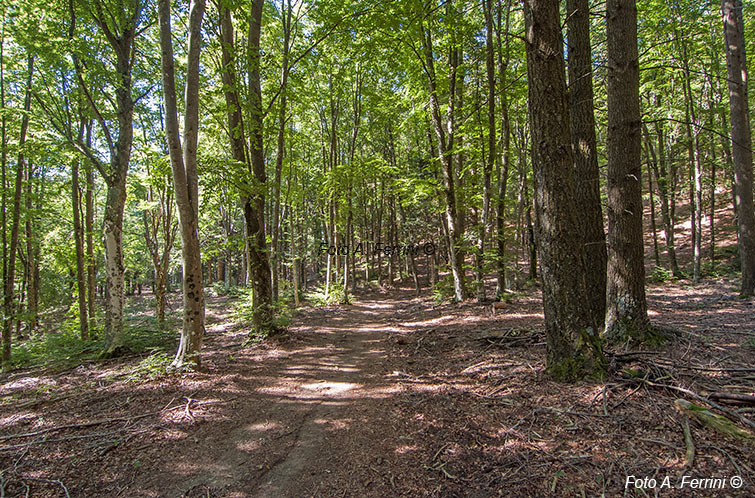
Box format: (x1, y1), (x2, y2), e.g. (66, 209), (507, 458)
(10, 305), (178, 372)
(2, 0), (751, 375)
(209, 282), (246, 298)
(432, 274), (457, 304)
(304, 284), (347, 307)
(9, 329), (100, 371)
(122, 315), (180, 353)
(232, 287), (293, 332)
(126, 351), (173, 381)
(649, 266), (676, 283)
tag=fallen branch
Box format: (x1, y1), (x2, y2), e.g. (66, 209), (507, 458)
(681, 416), (695, 468)
(0, 428), (151, 452)
(674, 399), (754, 440)
(4, 394), (70, 410)
(708, 392), (755, 405)
(14, 476), (70, 498)
(539, 406), (611, 418)
(609, 351), (661, 360)
(651, 362), (755, 374)
(611, 383), (644, 410)
(0, 397), (235, 442)
(637, 379), (755, 431)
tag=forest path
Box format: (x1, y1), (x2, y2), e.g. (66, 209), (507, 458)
(176, 288), (430, 497)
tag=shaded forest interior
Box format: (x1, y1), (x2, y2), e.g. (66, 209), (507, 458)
(0, 0), (754, 495)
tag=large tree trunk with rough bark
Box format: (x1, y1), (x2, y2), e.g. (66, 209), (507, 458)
(158, 0), (206, 367)
(721, 0), (755, 297)
(604, 0), (652, 342)
(523, 0), (605, 381)
(567, 0), (606, 329)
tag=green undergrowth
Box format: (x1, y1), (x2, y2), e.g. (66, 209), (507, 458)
(125, 351), (174, 380)
(649, 266), (678, 283)
(232, 287), (295, 338)
(208, 282), (247, 298)
(304, 283), (348, 306)
(432, 274), (455, 303)
(8, 306), (180, 372)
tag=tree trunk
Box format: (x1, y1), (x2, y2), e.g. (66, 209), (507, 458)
(24, 158), (37, 333)
(567, 0), (607, 329)
(1, 17), (7, 353)
(650, 113), (681, 276)
(142, 178), (175, 328)
(271, 0), (292, 302)
(246, 0), (274, 334)
(680, 44), (704, 283)
(102, 179), (127, 354)
(158, 0), (206, 367)
(344, 68), (362, 300)
(291, 186), (300, 307)
(721, 0), (755, 296)
(72, 159), (89, 340)
(709, 131), (716, 265)
(476, 0), (496, 302)
(420, 19), (464, 302)
(643, 126), (661, 267)
(88, 24), (138, 357)
(85, 142), (96, 330)
(605, 0), (653, 342)
(524, 0), (605, 380)
(2, 56), (33, 366)
(495, 0), (512, 297)
(155, 268), (167, 324)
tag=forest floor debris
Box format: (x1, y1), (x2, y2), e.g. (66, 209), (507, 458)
(0, 278), (753, 496)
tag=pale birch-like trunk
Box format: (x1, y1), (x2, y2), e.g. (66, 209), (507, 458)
(420, 18), (464, 302)
(158, 0), (206, 367)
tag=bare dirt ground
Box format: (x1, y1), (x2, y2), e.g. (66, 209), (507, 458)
(0, 278), (753, 497)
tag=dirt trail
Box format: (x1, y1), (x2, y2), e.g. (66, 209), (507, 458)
(173, 291), (420, 497)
